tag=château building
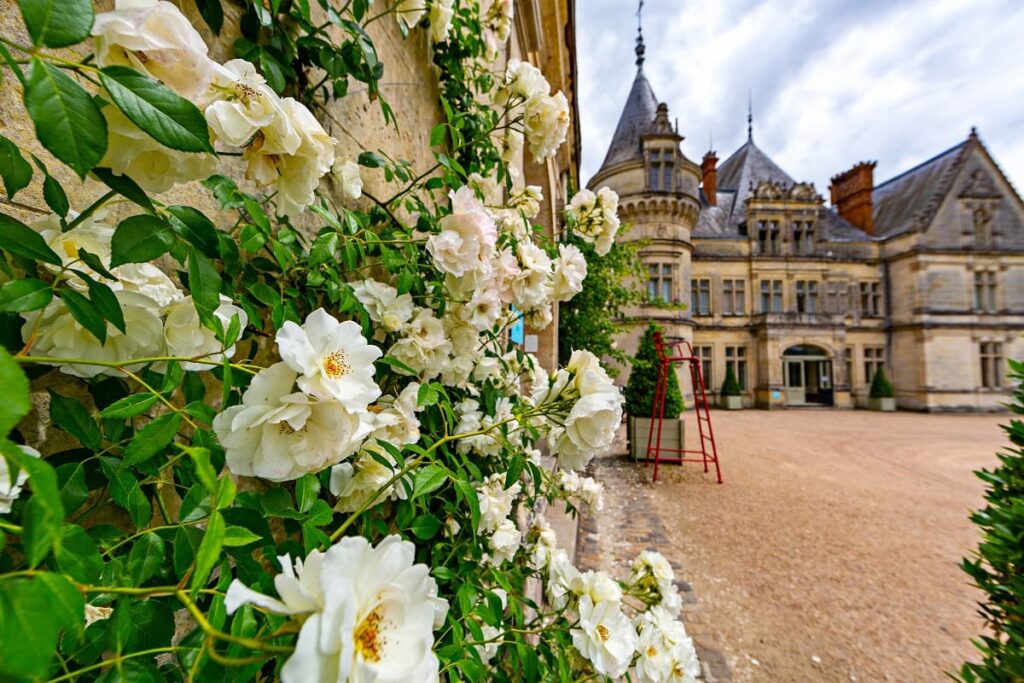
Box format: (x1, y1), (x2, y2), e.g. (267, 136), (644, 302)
(591, 35), (1024, 411)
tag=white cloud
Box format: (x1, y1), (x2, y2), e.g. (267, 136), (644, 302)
(578, 0), (1024, 198)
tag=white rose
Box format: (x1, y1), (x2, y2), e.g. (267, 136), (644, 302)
(93, 0), (214, 100)
(567, 349), (616, 397)
(387, 309), (453, 380)
(476, 473), (520, 534)
(213, 363), (372, 481)
(276, 308), (383, 411)
(0, 445), (39, 513)
(350, 279), (413, 335)
(427, 187), (498, 277)
(546, 548), (581, 610)
(570, 570), (623, 605)
(633, 608), (700, 682)
(101, 105), (217, 193)
(429, 0), (454, 41)
(203, 60), (284, 147)
(511, 242), (553, 309)
(226, 535), (448, 683)
(551, 243), (588, 301)
(163, 295), (247, 371)
(502, 59), (549, 101)
(523, 91), (570, 163)
(329, 448), (400, 512)
(554, 391), (623, 471)
(113, 263), (182, 308)
(486, 518), (522, 566)
(334, 160), (363, 200)
(571, 595), (639, 678)
(395, 0), (428, 29)
(22, 290), (165, 378)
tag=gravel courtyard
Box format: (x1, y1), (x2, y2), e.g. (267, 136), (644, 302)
(579, 410), (1007, 682)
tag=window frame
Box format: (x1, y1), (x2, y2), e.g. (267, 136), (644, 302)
(691, 278), (711, 316)
(725, 345), (747, 390)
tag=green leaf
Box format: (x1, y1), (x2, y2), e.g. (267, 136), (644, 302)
(100, 65), (213, 153)
(173, 526), (203, 580)
(100, 457), (151, 528)
(0, 348), (29, 436)
(24, 58), (107, 178)
(91, 167), (155, 212)
(0, 573), (83, 679)
(123, 413), (182, 467)
(167, 205), (218, 258)
(190, 509), (224, 595)
(17, 0), (94, 47)
(413, 464), (447, 499)
(193, 0), (223, 34)
(0, 278), (51, 313)
(222, 525), (262, 547)
(56, 462), (89, 511)
(76, 248), (118, 281)
(127, 532), (165, 585)
(41, 171), (69, 217)
(0, 212), (62, 266)
(182, 445), (217, 493)
(55, 524), (103, 583)
(49, 389), (102, 450)
(0, 134), (32, 198)
(59, 289), (107, 344)
(430, 123), (446, 148)
(110, 214), (174, 267)
(2, 439), (65, 566)
(99, 393), (159, 419)
(409, 513), (441, 539)
(306, 499), (333, 527)
(83, 275), (127, 334)
(187, 247), (221, 317)
(358, 151), (385, 168)
(295, 473), (320, 513)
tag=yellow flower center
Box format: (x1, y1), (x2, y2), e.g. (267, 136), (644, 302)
(596, 624), (610, 642)
(647, 645), (658, 657)
(321, 350), (351, 379)
(354, 606), (386, 663)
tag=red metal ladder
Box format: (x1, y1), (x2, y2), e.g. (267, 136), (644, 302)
(644, 332), (723, 484)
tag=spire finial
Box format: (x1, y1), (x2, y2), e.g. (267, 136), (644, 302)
(635, 0), (645, 69)
(747, 90), (753, 141)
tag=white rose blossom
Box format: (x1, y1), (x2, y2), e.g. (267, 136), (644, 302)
(429, 0), (454, 42)
(546, 548), (581, 610)
(213, 363), (372, 481)
(569, 186), (621, 256)
(387, 308), (453, 379)
(226, 535), (448, 683)
(551, 243), (588, 301)
(426, 187), (498, 277)
(163, 295), (247, 371)
(394, 0), (428, 30)
(485, 518), (522, 566)
(276, 308), (383, 410)
(570, 570), (623, 605)
(22, 291), (164, 378)
(335, 159), (364, 200)
(351, 279), (414, 337)
(523, 91), (570, 163)
(570, 595), (639, 679)
(633, 607), (700, 683)
(476, 473), (520, 534)
(93, 0), (214, 100)
(0, 445), (39, 514)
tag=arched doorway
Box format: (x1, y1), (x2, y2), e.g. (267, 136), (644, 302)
(782, 345), (834, 406)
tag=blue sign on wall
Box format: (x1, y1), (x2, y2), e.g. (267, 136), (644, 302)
(509, 306), (524, 345)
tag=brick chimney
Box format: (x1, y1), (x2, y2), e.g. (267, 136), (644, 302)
(829, 161), (877, 234)
(701, 151), (718, 206)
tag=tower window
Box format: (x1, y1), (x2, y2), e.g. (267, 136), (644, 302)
(648, 149), (675, 192)
(980, 342), (1003, 388)
(647, 263), (673, 302)
(973, 270), (997, 313)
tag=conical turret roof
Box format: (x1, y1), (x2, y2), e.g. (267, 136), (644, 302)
(598, 68), (660, 170)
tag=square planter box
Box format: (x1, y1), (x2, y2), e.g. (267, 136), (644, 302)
(721, 395), (743, 410)
(628, 415), (685, 461)
(869, 397), (896, 412)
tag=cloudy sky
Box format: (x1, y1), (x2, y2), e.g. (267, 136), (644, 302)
(577, 0), (1024, 199)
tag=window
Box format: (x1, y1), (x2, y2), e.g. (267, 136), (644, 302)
(792, 221), (815, 255)
(760, 280), (783, 313)
(691, 278), (711, 315)
(757, 221), (780, 255)
(647, 263), (673, 302)
(980, 342), (1003, 388)
(725, 346), (747, 390)
(974, 270), (997, 313)
(863, 346), (885, 385)
(722, 279), (746, 315)
(973, 207), (993, 247)
(795, 280), (819, 314)
(825, 282), (844, 314)
(648, 149), (675, 192)
(694, 345), (713, 390)
(844, 346), (854, 386)
(859, 281), (882, 317)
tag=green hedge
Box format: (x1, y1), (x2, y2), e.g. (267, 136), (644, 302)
(721, 365), (742, 397)
(869, 366), (894, 399)
(624, 324), (683, 419)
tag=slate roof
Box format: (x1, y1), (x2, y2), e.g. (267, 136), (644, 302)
(706, 138), (798, 233)
(599, 68), (660, 169)
(871, 139), (969, 237)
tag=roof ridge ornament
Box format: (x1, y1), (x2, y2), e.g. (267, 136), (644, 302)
(635, 0), (645, 69)
(747, 90), (753, 141)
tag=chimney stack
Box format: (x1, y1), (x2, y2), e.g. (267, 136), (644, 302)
(701, 151), (718, 206)
(830, 161), (877, 234)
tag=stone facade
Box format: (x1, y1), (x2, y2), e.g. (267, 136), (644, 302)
(592, 45), (1023, 412)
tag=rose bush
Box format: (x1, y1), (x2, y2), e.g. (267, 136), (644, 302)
(0, 1), (699, 681)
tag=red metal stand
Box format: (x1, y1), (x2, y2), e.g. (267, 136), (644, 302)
(644, 332), (723, 484)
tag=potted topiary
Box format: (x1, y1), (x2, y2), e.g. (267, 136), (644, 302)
(720, 365), (743, 409)
(868, 366), (896, 411)
(624, 324), (685, 460)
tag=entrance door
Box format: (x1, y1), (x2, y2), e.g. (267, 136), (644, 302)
(785, 360), (805, 404)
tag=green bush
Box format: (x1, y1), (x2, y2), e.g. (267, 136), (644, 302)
(624, 324), (683, 419)
(721, 365), (742, 397)
(958, 359), (1024, 681)
(869, 366), (895, 398)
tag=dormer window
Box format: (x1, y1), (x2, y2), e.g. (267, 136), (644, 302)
(648, 149), (676, 192)
(792, 220), (815, 255)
